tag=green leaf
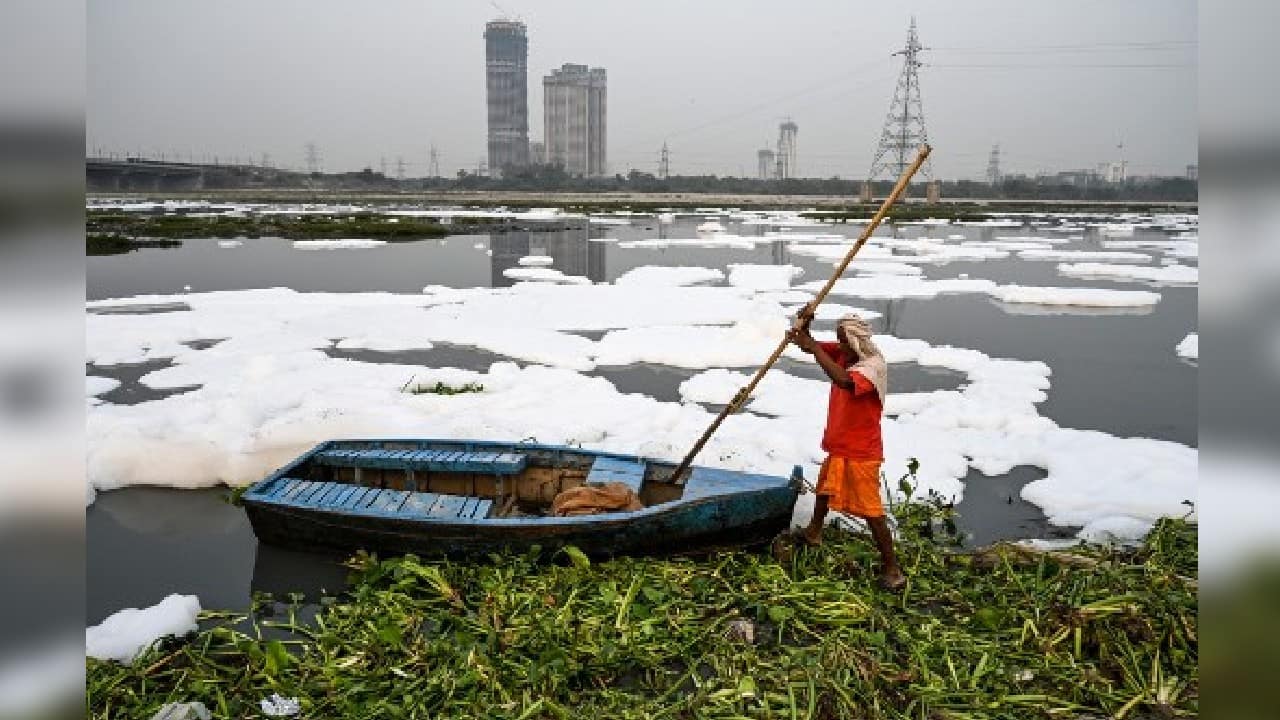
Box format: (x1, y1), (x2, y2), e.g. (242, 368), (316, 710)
(264, 639), (291, 675)
(563, 545), (590, 570)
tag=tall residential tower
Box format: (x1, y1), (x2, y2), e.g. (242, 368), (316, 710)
(543, 63), (607, 176)
(484, 19), (529, 175)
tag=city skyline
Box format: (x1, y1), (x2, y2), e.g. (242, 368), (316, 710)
(87, 1), (1196, 180)
(483, 19), (530, 174)
(544, 63), (607, 177)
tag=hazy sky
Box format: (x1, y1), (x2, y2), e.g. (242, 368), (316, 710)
(87, 0), (1196, 180)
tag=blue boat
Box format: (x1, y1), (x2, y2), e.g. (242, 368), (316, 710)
(241, 439), (802, 558)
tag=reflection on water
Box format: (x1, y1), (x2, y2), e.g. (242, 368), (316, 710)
(489, 227), (608, 286)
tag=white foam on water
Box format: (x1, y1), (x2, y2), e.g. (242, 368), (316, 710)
(726, 264), (803, 290)
(387, 207), (577, 222)
(1102, 239), (1199, 259)
(216, 240), (243, 249)
(753, 289), (814, 305)
(963, 241), (1054, 252)
(516, 255), (554, 267)
(86, 376), (120, 397)
(780, 303), (883, 321)
(766, 232), (847, 243)
(955, 218), (1024, 227)
(502, 267), (592, 285)
(291, 239), (387, 250)
(787, 243), (897, 263)
(874, 237), (1011, 263)
(86, 594), (201, 664)
(1098, 224), (1136, 237)
(85, 279), (1195, 541)
(595, 314), (787, 368)
(992, 235), (1071, 245)
(617, 236), (762, 250)
(802, 276), (999, 300)
(1176, 333), (1198, 360)
(615, 266), (725, 287)
(1058, 262), (1199, 286)
(991, 285), (1161, 308)
(1018, 249), (1152, 263)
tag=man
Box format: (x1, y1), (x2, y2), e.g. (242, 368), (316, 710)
(786, 311), (906, 590)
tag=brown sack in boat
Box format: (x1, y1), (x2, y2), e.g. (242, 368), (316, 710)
(551, 482), (644, 516)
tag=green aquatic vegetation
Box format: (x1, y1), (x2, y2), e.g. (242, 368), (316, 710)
(86, 498), (1197, 718)
(86, 211), (451, 240)
(799, 205), (993, 223)
(86, 233), (182, 255)
(407, 381), (486, 395)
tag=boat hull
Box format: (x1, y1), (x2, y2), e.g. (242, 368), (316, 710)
(241, 439), (802, 558)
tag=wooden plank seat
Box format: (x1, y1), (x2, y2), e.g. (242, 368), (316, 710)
(586, 456), (646, 494)
(313, 449), (527, 474)
(261, 478), (492, 520)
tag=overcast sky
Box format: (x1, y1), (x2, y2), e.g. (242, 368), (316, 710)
(87, 0), (1196, 180)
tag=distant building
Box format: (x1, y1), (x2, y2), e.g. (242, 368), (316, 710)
(543, 63), (607, 176)
(1097, 161), (1128, 184)
(1051, 169), (1102, 187)
(1186, 164), (1198, 181)
(529, 140), (546, 165)
(484, 19), (530, 177)
(757, 148), (775, 179)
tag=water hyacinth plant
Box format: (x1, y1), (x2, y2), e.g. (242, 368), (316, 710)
(88, 470), (1197, 719)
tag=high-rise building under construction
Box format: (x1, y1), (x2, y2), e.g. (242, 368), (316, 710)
(543, 63), (607, 176)
(484, 19), (529, 176)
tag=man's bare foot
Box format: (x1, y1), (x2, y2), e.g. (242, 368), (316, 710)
(877, 567), (907, 592)
(795, 526), (823, 547)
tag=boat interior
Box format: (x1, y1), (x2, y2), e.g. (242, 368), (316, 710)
(252, 441), (687, 521)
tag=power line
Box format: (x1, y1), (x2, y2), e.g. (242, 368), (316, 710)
(931, 62), (1194, 69)
(612, 57), (890, 154)
(932, 40), (1195, 54)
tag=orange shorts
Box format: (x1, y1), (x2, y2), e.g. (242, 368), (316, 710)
(815, 456), (884, 518)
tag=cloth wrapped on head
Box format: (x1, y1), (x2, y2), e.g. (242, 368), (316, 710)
(837, 313), (888, 401)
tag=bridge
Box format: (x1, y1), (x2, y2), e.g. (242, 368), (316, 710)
(86, 157), (298, 192)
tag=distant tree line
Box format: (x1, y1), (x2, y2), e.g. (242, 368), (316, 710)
(97, 159), (1195, 202)
(412, 164), (1197, 202)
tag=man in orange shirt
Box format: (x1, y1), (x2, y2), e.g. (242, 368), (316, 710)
(787, 311), (905, 590)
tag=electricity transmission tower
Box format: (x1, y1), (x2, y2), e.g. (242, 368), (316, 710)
(395, 156), (406, 181)
(986, 144), (1001, 185)
(868, 17), (933, 184)
(304, 143), (321, 174)
(658, 142), (670, 179)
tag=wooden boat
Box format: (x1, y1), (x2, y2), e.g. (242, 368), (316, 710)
(241, 439), (802, 558)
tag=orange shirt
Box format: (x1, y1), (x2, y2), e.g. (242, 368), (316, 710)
(817, 341), (884, 460)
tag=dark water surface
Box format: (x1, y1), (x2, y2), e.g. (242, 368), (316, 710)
(87, 212), (1197, 622)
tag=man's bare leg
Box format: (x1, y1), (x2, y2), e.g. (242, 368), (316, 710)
(866, 516), (906, 589)
(802, 495), (829, 545)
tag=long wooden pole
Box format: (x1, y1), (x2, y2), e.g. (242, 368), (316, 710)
(671, 144), (932, 484)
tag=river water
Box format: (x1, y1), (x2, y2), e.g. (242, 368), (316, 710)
(86, 211), (1197, 623)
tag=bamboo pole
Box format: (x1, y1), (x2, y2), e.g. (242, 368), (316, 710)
(671, 144), (932, 485)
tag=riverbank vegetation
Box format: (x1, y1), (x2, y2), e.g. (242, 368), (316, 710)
(87, 212), (452, 241)
(86, 234), (182, 255)
(87, 490), (1197, 719)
